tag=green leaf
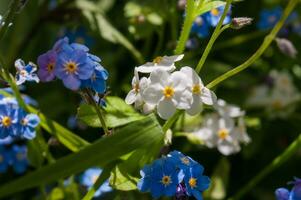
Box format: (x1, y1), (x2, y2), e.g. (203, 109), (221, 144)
(77, 96), (145, 128)
(196, 1), (226, 16)
(110, 165), (139, 191)
(27, 133), (46, 168)
(0, 115), (163, 198)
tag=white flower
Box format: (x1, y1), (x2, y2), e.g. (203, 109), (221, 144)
(194, 114), (241, 156)
(142, 68), (191, 120)
(136, 54), (184, 73)
(270, 70), (295, 93)
(215, 99), (244, 118)
(180, 67), (217, 115)
(233, 117), (251, 144)
(246, 85), (270, 107)
(15, 59), (39, 85)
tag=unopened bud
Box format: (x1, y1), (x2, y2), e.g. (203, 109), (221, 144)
(275, 38), (298, 58)
(231, 17), (253, 29)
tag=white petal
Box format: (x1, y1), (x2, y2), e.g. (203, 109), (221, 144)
(170, 71), (187, 91)
(218, 117), (234, 130)
(217, 140), (240, 156)
(194, 128), (217, 148)
(136, 63), (175, 73)
(139, 77), (149, 91)
(149, 69), (169, 86)
(142, 103), (156, 114)
(157, 99), (176, 120)
(142, 86), (162, 105)
(15, 59), (25, 71)
(186, 95), (203, 115)
(180, 66), (201, 85)
(174, 90), (192, 109)
(125, 90), (137, 104)
(201, 87), (217, 105)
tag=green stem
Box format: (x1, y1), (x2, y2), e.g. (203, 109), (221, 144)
(162, 110), (183, 132)
(85, 90), (110, 135)
(206, 0), (299, 89)
(0, 0), (20, 43)
(228, 134), (301, 200)
(174, 0), (195, 55)
(195, 0), (232, 73)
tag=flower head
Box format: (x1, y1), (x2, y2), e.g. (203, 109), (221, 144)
(11, 145), (28, 174)
(37, 50), (57, 82)
(15, 59), (39, 85)
(17, 110), (40, 140)
(81, 65), (108, 93)
(257, 7), (282, 30)
(0, 104), (18, 139)
(205, 5), (232, 27)
(275, 177), (301, 200)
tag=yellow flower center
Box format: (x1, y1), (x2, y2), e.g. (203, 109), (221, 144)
(211, 8), (219, 16)
(64, 61), (78, 73)
(272, 100), (283, 110)
(20, 70), (27, 76)
(163, 86), (175, 99)
(180, 157), (190, 165)
(21, 118), (28, 126)
(218, 128), (229, 140)
(153, 56), (163, 64)
(47, 62), (55, 72)
(2, 116), (12, 127)
(189, 178), (197, 188)
(161, 175), (172, 186)
(192, 84), (201, 94)
(134, 83), (139, 93)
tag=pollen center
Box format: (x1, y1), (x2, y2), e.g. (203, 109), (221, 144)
(47, 62), (55, 72)
(163, 86), (175, 99)
(153, 56), (163, 64)
(180, 157), (190, 165)
(20, 70), (27, 76)
(161, 175), (172, 186)
(211, 8), (219, 16)
(2, 116), (12, 127)
(21, 118), (28, 126)
(189, 178), (197, 188)
(192, 84), (201, 94)
(134, 83), (139, 93)
(64, 61), (78, 73)
(218, 128), (229, 140)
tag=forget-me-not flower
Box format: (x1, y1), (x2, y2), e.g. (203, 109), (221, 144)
(15, 59), (39, 85)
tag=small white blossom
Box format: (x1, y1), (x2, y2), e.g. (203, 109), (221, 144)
(233, 117), (251, 144)
(15, 59), (39, 85)
(215, 99), (244, 118)
(180, 66), (217, 115)
(136, 54), (184, 73)
(142, 68), (191, 120)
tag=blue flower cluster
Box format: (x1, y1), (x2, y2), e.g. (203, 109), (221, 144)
(0, 144), (28, 174)
(275, 177), (301, 200)
(80, 168), (112, 197)
(37, 37), (108, 92)
(0, 93), (40, 140)
(137, 151), (210, 200)
(191, 5), (232, 38)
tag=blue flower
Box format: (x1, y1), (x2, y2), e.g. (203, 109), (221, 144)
(257, 7), (282, 30)
(205, 5), (232, 27)
(168, 150), (198, 172)
(275, 177), (301, 200)
(0, 136), (14, 145)
(37, 50), (57, 82)
(55, 47), (94, 90)
(11, 145), (28, 174)
(81, 65), (108, 94)
(184, 164), (210, 200)
(138, 157), (184, 198)
(191, 16), (210, 38)
(80, 168), (112, 197)
(17, 109), (40, 140)
(0, 146), (11, 173)
(15, 59), (39, 85)
(0, 103), (18, 139)
(62, 27), (94, 47)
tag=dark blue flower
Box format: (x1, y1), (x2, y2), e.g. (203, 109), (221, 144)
(0, 103), (18, 139)
(0, 146), (11, 173)
(191, 16), (210, 38)
(168, 150), (198, 172)
(81, 65), (108, 93)
(55, 48), (94, 90)
(257, 7), (282, 30)
(17, 109), (40, 140)
(138, 157), (184, 198)
(184, 164), (210, 200)
(0, 136), (14, 145)
(205, 5), (232, 27)
(11, 145), (28, 174)
(15, 59), (39, 85)
(80, 168), (112, 197)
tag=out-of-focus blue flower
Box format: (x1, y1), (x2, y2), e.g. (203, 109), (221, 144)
(138, 157), (184, 198)
(17, 110), (40, 140)
(257, 7), (282, 30)
(186, 37), (199, 50)
(184, 164), (210, 200)
(15, 59), (39, 85)
(191, 16), (210, 38)
(0, 146), (11, 173)
(11, 145), (28, 174)
(0, 103), (18, 139)
(0, 136), (14, 145)
(37, 50), (57, 82)
(62, 27), (94, 47)
(55, 47), (94, 90)
(275, 177), (301, 200)
(205, 5), (232, 27)
(80, 168), (112, 197)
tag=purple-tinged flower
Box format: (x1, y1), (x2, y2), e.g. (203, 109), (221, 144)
(11, 145), (28, 174)
(15, 59), (39, 85)
(275, 177), (301, 200)
(37, 50), (57, 82)
(0, 146), (11, 173)
(55, 48), (94, 90)
(275, 188), (290, 200)
(53, 37), (69, 53)
(184, 164), (210, 200)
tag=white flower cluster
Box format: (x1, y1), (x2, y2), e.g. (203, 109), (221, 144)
(125, 55), (217, 119)
(194, 99), (251, 156)
(247, 70), (300, 118)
